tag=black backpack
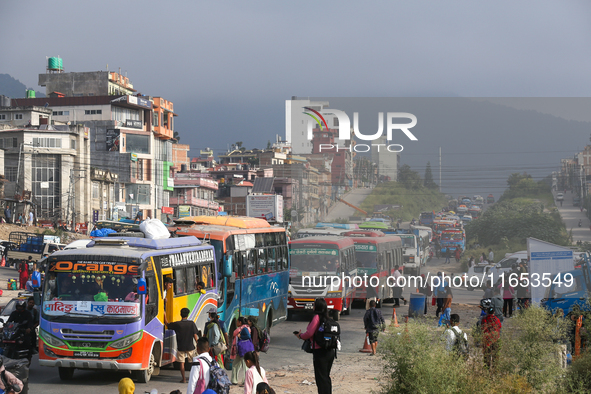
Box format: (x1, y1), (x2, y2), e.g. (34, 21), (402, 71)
(314, 317), (340, 352)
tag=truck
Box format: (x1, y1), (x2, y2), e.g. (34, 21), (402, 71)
(487, 194), (495, 204)
(542, 252), (591, 315)
(397, 234), (421, 275)
(6, 232), (63, 268)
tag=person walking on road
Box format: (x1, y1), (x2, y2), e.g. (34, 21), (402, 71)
(418, 274), (432, 314)
(4, 206), (11, 224)
(19, 258), (30, 290)
(392, 265), (407, 307)
(482, 303), (502, 369)
(363, 300), (385, 356)
(439, 286), (453, 327)
(502, 282), (515, 318)
(444, 248), (451, 264)
(187, 337), (213, 394)
(168, 307), (202, 383)
(244, 351), (268, 394)
(231, 316), (250, 385)
(295, 298), (335, 394)
(454, 247), (461, 263)
(435, 272), (446, 318)
(488, 249), (494, 263)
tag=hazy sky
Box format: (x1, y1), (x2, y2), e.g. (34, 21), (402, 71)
(3, 1), (591, 195)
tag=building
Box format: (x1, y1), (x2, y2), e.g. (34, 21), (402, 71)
(15, 64), (179, 222)
(171, 173), (219, 217)
(172, 143), (191, 172)
(0, 105), (91, 226)
(310, 127), (353, 197)
(371, 135), (399, 182)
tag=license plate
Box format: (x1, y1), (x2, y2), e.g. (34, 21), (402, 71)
(73, 351), (100, 358)
(305, 303), (314, 310)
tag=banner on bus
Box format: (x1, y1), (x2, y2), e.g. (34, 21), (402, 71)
(43, 300), (140, 316)
(289, 248), (338, 256)
(354, 244), (377, 252)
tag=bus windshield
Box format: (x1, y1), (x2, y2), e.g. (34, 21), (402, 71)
(442, 232), (463, 241)
(42, 260), (140, 321)
(399, 236), (416, 248)
(290, 249), (340, 274)
(355, 251), (377, 268)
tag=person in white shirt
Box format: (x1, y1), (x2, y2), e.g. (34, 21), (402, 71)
(488, 249), (494, 263)
(187, 337), (213, 394)
(443, 314), (468, 353)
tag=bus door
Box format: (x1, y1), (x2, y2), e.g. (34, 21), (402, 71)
(161, 268), (177, 365)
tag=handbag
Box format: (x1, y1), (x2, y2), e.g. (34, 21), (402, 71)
(301, 339), (313, 354)
(431, 296), (436, 306)
(237, 338), (255, 357)
(212, 341), (227, 356)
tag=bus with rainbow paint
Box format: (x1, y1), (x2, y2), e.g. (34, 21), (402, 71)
(38, 236), (217, 383)
(173, 216), (290, 350)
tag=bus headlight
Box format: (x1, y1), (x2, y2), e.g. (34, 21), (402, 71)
(110, 331), (143, 349)
(41, 330), (66, 347)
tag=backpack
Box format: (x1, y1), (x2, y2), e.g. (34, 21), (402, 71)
(259, 328), (271, 353)
(192, 357), (231, 394)
(448, 327), (469, 359)
(314, 317), (340, 351)
(236, 337), (255, 357)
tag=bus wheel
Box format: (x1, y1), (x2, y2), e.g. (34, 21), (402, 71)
(135, 352), (155, 383)
(266, 312), (273, 334)
(58, 367), (75, 380)
(332, 309), (340, 321)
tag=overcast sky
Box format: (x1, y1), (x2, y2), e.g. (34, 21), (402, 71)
(3, 1), (591, 195)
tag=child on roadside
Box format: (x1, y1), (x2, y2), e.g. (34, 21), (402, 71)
(244, 351), (268, 394)
(439, 286), (453, 327)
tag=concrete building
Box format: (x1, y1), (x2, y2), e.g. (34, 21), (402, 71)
(172, 143), (191, 172)
(39, 70), (136, 97)
(371, 135), (399, 182)
(0, 106), (91, 226)
(171, 173), (219, 217)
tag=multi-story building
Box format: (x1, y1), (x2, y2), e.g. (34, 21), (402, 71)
(371, 135), (399, 182)
(0, 105), (91, 225)
(15, 65), (178, 221)
(170, 172), (219, 217)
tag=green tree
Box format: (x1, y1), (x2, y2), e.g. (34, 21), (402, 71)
(507, 172), (532, 190)
(266, 140), (272, 149)
(398, 164), (422, 189)
(423, 161), (438, 190)
(234, 141), (243, 150)
(173, 131), (180, 143)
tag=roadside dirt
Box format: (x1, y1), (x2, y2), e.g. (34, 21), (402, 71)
(228, 304), (482, 394)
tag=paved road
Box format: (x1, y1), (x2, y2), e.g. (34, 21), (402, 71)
(554, 191), (590, 243)
(323, 188), (373, 222)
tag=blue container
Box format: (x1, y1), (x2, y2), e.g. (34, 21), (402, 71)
(409, 293), (426, 317)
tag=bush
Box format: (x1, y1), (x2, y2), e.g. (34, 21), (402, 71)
(379, 306), (568, 394)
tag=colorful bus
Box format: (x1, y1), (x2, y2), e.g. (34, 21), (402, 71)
(315, 223), (360, 230)
(346, 234), (403, 307)
(39, 236), (217, 383)
(288, 236), (356, 321)
(174, 216), (289, 339)
(439, 228), (466, 253)
(419, 211), (435, 227)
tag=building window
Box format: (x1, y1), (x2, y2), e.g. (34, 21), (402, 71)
(71, 139), (76, 150)
(0, 139), (3, 148)
(32, 155), (61, 219)
(88, 93), (94, 96)
(153, 112), (159, 127)
(73, 93), (83, 97)
(92, 182), (100, 199)
(97, 110), (102, 114)
(126, 134), (149, 154)
(5, 167), (17, 182)
(33, 138), (62, 148)
(0, 114), (7, 120)
(12, 138), (17, 148)
(15, 114), (23, 120)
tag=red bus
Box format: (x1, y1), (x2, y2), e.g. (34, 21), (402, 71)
(288, 236), (356, 321)
(345, 234), (403, 307)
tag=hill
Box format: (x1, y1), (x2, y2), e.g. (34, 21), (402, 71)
(0, 73), (45, 100)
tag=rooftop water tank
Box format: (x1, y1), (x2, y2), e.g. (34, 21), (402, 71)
(48, 57), (63, 71)
(26, 89), (36, 99)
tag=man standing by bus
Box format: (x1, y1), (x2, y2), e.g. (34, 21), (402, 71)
(168, 308), (201, 383)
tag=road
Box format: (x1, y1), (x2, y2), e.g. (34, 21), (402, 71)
(323, 188), (373, 222)
(10, 253), (482, 394)
(554, 190), (590, 243)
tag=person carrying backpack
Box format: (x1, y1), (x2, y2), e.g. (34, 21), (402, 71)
(443, 314), (469, 359)
(188, 337), (232, 394)
(204, 308), (228, 366)
(295, 298), (339, 394)
(243, 351), (268, 394)
(246, 316), (260, 353)
(231, 317), (250, 385)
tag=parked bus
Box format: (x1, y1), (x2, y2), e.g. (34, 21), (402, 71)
(346, 234), (403, 307)
(439, 228), (466, 253)
(288, 236), (356, 321)
(295, 228), (350, 239)
(174, 216), (289, 339)
(39, 236), (217, 383)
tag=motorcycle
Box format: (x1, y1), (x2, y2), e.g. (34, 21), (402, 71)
(1, 321), (32, 362)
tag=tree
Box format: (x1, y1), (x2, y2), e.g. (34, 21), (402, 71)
(398, 164), (422, 189)
(235, 141), (243, 150)
(423, 162), (438, 190)
(266, 140), (272, 149)
(507, 172), (532, 190)
(173, 131), (180, 143)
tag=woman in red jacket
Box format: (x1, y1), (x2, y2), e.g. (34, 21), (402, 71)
(294, 298), (334, 394)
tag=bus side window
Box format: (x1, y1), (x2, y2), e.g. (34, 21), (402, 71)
(186, 266), (196, 293)
(268, 248), (276, 272)
(258, 248), (267, 274)
(247, 250), (256, 276)
(145, 274), (158, 322)
(174, 268), (186, 295)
